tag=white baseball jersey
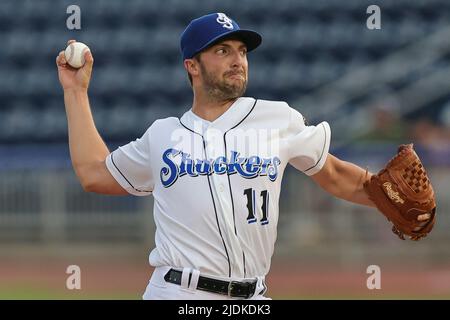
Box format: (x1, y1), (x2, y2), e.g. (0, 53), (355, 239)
(105, 97), (331, 279)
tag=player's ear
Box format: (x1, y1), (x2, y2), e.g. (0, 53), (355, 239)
(184, 59), (199, 78)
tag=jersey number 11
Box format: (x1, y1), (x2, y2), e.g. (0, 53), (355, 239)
(244, 188), (269, 225)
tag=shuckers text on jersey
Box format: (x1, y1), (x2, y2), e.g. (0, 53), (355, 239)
(160, 148), (282, 187)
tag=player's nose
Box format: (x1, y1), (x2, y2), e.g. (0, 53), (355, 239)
(229, 50), (247, 67)
(229, 61), (246, 77)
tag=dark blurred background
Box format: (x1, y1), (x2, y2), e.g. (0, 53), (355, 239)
(0, 0), (449, 299)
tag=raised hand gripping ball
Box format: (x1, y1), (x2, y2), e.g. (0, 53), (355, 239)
(64, 42), (90, 69)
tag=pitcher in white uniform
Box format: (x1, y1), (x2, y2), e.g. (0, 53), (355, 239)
(56, 12), (378, 300)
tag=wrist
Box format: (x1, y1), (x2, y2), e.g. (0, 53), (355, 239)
(63, 87), (88, 94)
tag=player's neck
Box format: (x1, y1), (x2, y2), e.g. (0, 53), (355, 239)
(191, 94), (238, 122)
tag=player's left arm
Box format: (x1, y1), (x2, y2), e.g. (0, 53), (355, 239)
(310, 154), (376, 208)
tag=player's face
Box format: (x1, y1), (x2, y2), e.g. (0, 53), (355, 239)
(198, 39), (248, 100)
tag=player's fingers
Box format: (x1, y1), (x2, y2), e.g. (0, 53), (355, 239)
(417, 213), (431, 222)
(56, 51), (67, 66)
(67, 39), (76, 46)
(83, 50), (94, 70)
(84, 49), (93, 63)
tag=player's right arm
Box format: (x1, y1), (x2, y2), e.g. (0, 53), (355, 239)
(56, 40), (127, 195)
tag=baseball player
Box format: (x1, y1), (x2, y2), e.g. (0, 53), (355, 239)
(56, 13), (432, 300)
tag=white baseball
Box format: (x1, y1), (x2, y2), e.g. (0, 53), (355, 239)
(64, 42), (90, 69)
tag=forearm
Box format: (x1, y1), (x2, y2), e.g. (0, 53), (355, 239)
(333, 160), (375, 207)
(64, 89), (110, 181)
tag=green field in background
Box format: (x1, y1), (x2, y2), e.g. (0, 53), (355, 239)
(0, 288), (139, 300)
(1, 288), (449, 300)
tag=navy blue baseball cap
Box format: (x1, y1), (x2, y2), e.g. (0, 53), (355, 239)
(180, 13), (262, 60)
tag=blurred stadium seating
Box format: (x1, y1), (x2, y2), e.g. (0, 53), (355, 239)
(0, 0), (449, 144)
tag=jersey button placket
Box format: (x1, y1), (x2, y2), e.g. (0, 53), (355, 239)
(205, 128), (230, 202)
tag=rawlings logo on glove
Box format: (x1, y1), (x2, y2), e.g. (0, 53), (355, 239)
(364, 144), (437, 241)
(383, 182), (405, 204)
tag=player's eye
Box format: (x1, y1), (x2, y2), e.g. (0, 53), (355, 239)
(216, 48), (227, 55)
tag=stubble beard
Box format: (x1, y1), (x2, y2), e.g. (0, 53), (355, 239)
(199, 63), (247, 102)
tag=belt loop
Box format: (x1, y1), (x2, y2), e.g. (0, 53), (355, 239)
(228, 280), (241, 298)
(188, 269), (200, 291)
(181, 268), (191, 289)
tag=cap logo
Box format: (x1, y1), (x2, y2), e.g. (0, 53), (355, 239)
(216, 13), (234, 30)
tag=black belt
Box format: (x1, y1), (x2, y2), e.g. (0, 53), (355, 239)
(164, 269), (259, 299)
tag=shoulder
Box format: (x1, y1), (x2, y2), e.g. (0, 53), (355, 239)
(151, 116), (180, 127)
(253, 98), (305, 124)
(255, 98), (290, 110)
(254, 98), (297, 115)
(147, 116), (180, 132)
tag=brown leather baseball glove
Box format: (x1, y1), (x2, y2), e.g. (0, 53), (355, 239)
(364, 144), (436, 240)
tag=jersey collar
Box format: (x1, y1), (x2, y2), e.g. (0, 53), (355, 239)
(179, 97), (257, 135)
